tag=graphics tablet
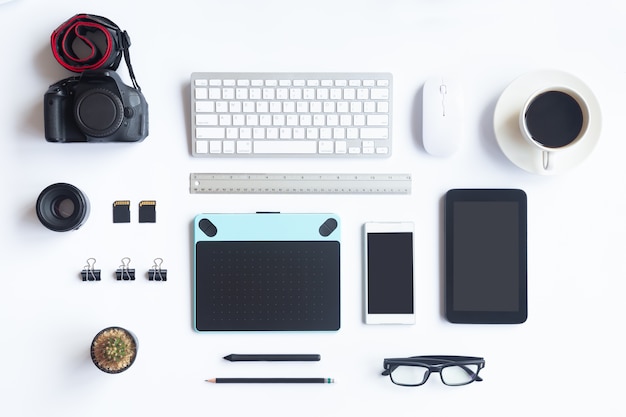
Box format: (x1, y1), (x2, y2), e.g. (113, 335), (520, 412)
(193, 213), (340, 331)
(445, 189), (527, 324)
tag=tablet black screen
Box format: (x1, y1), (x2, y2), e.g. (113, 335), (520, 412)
(445, 189), (527, 324)
(194, 240), (340, 331)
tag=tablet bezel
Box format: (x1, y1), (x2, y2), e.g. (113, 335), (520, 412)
(444, 189), (527, 324)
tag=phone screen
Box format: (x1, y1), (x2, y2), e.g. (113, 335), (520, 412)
(365, 223), (414, 323)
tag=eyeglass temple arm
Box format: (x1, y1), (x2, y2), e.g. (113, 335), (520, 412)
(410, 355), (484, 363)
(456, 364), (483, 382)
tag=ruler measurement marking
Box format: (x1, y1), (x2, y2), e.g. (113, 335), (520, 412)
(190, 173), (411, 194)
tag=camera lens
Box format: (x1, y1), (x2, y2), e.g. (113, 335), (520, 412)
(36, 183), (90, 232)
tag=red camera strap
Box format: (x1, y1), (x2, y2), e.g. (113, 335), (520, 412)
(51, 14), (140, 90)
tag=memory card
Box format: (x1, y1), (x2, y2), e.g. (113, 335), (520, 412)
(139, 200), (156, 223)
(113, 200), (131, 223)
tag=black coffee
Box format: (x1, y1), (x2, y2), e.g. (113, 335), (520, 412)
(524, 90), (584, 149)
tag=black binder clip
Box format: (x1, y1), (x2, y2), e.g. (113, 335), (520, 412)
(115, 257), (135, 281)
(81, 258), (101, 281)
(148, 258), (167, 281)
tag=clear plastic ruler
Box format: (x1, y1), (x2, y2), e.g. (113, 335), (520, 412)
(190, 173), (411, 194)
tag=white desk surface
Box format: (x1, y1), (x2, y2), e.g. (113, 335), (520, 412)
(1, 0), (625, 415)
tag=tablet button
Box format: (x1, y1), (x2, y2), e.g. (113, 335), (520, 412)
(199, 218), (218, 237)
(319, 218), (338, 237)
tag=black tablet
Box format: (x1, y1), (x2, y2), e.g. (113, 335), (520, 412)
(445, 189), (527, 324)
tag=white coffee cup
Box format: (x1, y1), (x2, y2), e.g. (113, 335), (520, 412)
(519, 87), (589, 171)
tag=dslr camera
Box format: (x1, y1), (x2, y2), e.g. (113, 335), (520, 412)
(44, 69), (148, 142)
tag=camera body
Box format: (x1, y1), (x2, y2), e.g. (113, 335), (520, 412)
(44, 69), (148, 142)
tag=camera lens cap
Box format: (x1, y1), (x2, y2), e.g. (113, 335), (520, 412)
(75, 88), (124, 137)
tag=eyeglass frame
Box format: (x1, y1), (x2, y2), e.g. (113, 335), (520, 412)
(382, 355), (485, 387)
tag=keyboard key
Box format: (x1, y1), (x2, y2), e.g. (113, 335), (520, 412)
(280, 128), (292, 139)
(223, 88), (235, 99)
(196, 114), (218, 125)
(195, 88), (208, 99)
(226, 128), (238, 139)
(253, 128), (265, 139)
(367, 115), (389, 126)
(360, 128), (389, 139)
(219, 115), (232, 125)
(254, 140), (317, 154)
(319, 140), (334, 153)
(310, 102), (322, 113)
(293, 128), (305, 139)
(196, 101), (214, 112)
(208, 88), (221, 99)
(240, 128), (252, 139)
(249, 88), (261, 99)
(267, 128), (279, 139)
(223, 141), (235, 153)
(197, 127), (225, 139)
(209, 141), (222, 153)
(371, 88), (389, 99)
(196, 140), (209, 153)
(237, 141), (252, 153)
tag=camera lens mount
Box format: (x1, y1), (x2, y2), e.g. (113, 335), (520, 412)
(75, 88), (125, 137)
(36, 183), (90, 232)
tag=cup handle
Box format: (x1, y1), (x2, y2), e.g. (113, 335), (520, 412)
(542, 150), (555, 171)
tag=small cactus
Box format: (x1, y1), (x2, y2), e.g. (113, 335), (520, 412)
(91, 327), (137, 373)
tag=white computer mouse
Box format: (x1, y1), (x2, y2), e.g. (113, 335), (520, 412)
(422, 76), (464, 157)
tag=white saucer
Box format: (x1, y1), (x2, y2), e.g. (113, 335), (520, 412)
(493, 70), (602, 175)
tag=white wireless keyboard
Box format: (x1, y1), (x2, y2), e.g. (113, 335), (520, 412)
(191, 72), (392, 157)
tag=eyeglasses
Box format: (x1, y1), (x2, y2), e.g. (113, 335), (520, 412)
(382, 355), (485, 387)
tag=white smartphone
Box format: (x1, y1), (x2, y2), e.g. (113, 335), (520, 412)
(363, 222), (415, 324)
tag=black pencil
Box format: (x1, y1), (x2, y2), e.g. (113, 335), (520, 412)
(206, 378), (334, 384)
(223, 354), (321, 362)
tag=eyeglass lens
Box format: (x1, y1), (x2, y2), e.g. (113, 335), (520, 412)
(390, 365), (429, 386)
(440, 364), (480, 385)
(390, 364), (480, 386)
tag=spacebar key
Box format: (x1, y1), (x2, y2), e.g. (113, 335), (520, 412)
(253, 141), (318, 154)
